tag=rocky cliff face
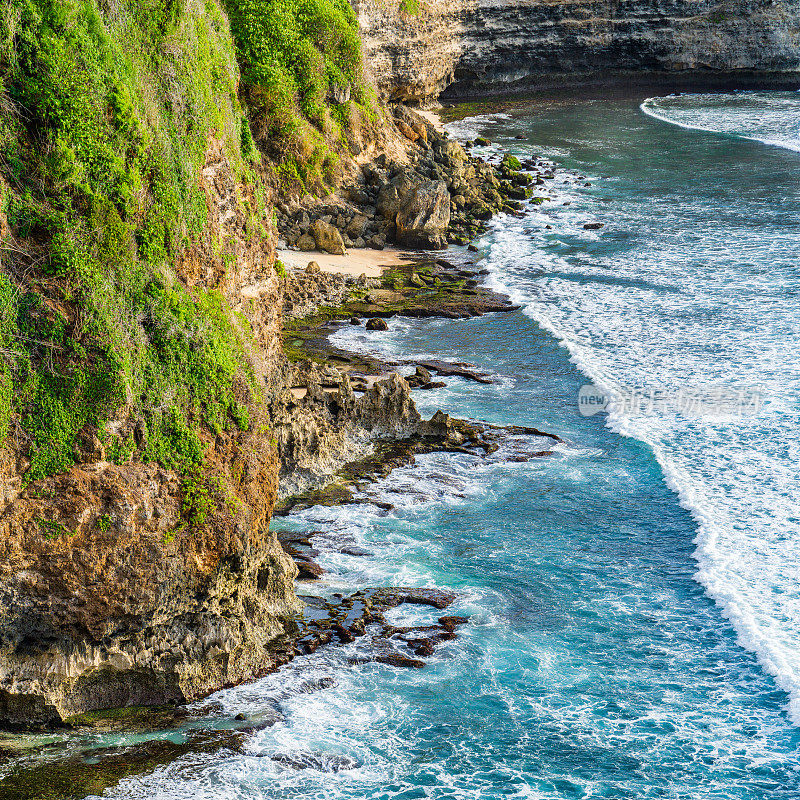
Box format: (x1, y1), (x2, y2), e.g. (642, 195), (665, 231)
(355, 0), (800, 103)
(0, 140), (302, 730)
(354, 0), (473, 102)
(0, 0), (428, 730)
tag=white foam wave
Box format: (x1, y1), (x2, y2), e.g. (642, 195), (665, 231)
(460, 93), (800, 724)
(640, 92), (800, 154)
(520, 298), (800, 723)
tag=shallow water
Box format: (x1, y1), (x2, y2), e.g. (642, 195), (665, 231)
(56, 91), (800, 798)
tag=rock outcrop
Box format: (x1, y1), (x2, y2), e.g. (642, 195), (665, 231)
(276, 105), (526, 253)
(0, 140), (304, 729)
(353, 0), (473, 103)
(355, 0), (800, 104)
(395, 179), (451, 249)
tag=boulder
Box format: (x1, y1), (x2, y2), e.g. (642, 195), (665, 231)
(310, 219), (346, 255)
(376, 171), (418, 219)
(297, 234), (316, 251)
(305, 261), (321, 274)
(397, 120), (419, 142)
(366, 318), (388, 331)
(396, 180), (451, 250)
(295, 559), (324, 580)
(346, 214), (370, 239)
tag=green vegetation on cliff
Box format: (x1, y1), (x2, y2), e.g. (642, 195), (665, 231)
(224, 0), (370, 189)
(0, 0), (368, 517)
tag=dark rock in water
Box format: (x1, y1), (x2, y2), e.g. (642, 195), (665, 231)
(296, 676), (336, 693)
(583, 222), (604, 230)
(271, 752), (360, 772)
(0, 727), (251, 799)
(349, 317), (361, 325)
(366, 586), (456, 612)
(234, 712), (246, 721)
(295, 560), (324, 580)
(334, 623), (358, 643)
(339, 545), (373, 557)
(468, 243), (479, 252)
(410, 359), (493, 385)
(406, 365), (433, 388)
(474, 137), (491, 146)
(411, 639), (437, 657)
(366, 317), (388, 331)
(375, 652), (425, 669)
(505, 424), (564, 443)
(295, 629), (334, 655)
(282, 542), (321, 559)
(438, 615), (470, 631)
(276, 531), (314, 547)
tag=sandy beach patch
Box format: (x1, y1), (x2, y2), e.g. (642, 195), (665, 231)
(277, 248), (415, 279)
(416, 108), (445, 133)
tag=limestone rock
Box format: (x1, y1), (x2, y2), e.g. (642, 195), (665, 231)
(397, 120), (420, 142)
(310, 219), (346, 255)
(297, 233), (316, 251)
(346, 214), (370, 239)
(395, 180), (451, 250)
(355, 0), (800, 104)
(376, 171), (418, 220)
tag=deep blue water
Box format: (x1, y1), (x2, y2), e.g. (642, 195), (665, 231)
(94, 92), (800, 798)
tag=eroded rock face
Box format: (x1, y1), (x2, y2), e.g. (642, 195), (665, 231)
(355, 0), (800, 103)
(395, 180), (450, 250)
(0, 454), (300, 728)
(0, 141), (302, 729)
(353, 0), (473, 104)
(270, 361), (423, 500)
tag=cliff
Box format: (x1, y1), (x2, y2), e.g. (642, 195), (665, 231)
(0, 0), (419, 728)
(355, 0), (800, 104)
(0, 0), (496, 729)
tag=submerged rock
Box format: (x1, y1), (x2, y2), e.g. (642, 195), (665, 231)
(271, 752), (360, 772)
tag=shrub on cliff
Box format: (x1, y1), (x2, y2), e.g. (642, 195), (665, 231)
(0, 0), (264, 518)
(0, 0), (373, 517)
(223, 0), (369, 191)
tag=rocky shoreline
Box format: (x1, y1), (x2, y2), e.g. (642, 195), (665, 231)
(275, 105), (532, 256)
(0, 99), (568, 797)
